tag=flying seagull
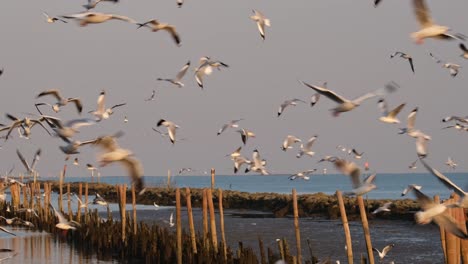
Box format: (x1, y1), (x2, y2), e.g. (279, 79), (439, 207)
(281, 135), (301, 151)
(36, 89), (82, 114)
(390, 52), (415, 73)
(194, 57), (229, 89)
(137, 19), (181, 46)
(350, 148), (364, 159)
(372, 202), (392, 214)
(156, 119), (179, 144)
(278, 99), (306, 117)
(145, 90), (156, 101)
(250, 10), (271, 40)
(377, 99), (406, 124)
(333, 158), (376, 196)
(49, 203), (81, 230)
(296, 136), (318, 158)
(237, 128), (256, 145)
(83, 0), (119, 10)
(411, 0), (465, 44)
(288, 169), (317, 181)
(90, 91), (126, 121)
(16, 148), (41, 175)
(249, 149), (269, 175)
(446, 157), (457, 169)
(94, 133), (145, 194)
(372, 244), (395, 261)
(460, 43), (468, 59)
(217, 119), (243, 136)
(61, 12), (136, 27)
(300, 81), (398, 116)
(157, 61), (190, 87)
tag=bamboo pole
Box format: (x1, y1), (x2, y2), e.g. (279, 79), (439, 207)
(67, 183), (72, 220)
(218, 189), (227, 261)
(185, 187), (197, 254)
(84, 183), (89, 221)
(434, 196), (447, 262)
(292, 189), (302, 264)
(277, 239), (285, 261)
(446, 198), (457, 264)
(132, 184), (137, 235)
(77, 183), (83, 221)
(337, 190), (354, 264)
(211, 168), (215, 190)
(458, 206), (468, 264)
(258, 237), (266, 264)
(176, 188), (182, 264)
(202, 189), (209, 249)
(167, 170), (171, 190)
(207, 188), (218, 253)
(118, 184), (127, 242)
(357, 195), (375, 264)
(22, 186), (28, 208)
(58, 167), (65, 212)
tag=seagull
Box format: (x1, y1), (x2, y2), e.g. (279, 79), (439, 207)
(237, 128), (256, 145)
(73, 158), (79, 166)
(443, 63), (461, 77)
(2, 114), (51, 140)
(226, 146), (242, 160)
(194, 57), (229, 89)
(408, 160), (418, 170)
(137, 19), (181, 46)
(156, 119), (179, 144)
(124, 116), (128, 123)
(419, 159), (467, 208)
(59, 138), (99, 155)
(442, 115), (468, 124)
(401, 184), (422, 196)
(410, 186), (468, 239)
(410, 0), (465, 44)
(445, 157), (457, 169)
(49, 203), (81, 230)
(310, 93), (320, 107)
(281, 135), (301, 151)
(154, 202), (159, 208)
(300, 81), (398, 116)
(460, 43), (468, 59)
(74, 194), (89, 209)
(93, 193), (108, 206)
(86, 164), (99, 178)
(249, 149), (269, 175)
(390, 52), (415, 73)
(178, 168), (193, 175)
(169, 212), (175, 227)
(0, 217), (19, 225)
(61, 12), (137, 27)
(94, 134), (145, 194)
(416, 134), (429, 158)
(372, 244), (395, 261)
(157, 61), (190, 87)
(36, 89), (82, 114)
(250, 10), (271, 40)
(145, 90), (156, 101)
(296, 136), (318, 158)
(350, 149), (364, 159)
(233, 155), (251, 174)
(82, 0), (119, 10)
(399, 107), (431, 140)
(16, 148), (41, 175)
(288, 169), (317, 181)
(17, 208), (39, 217)
(378, 99), (406, 124)
(372, 202), (392, 214)
(333, 158), (376, 196)
(217, 119), (243, 136)
(90, 91), (126, 121)
(278, 99), (306, 117)
(43, 12), (68, 23)
(318, 155), (338, 163)
(43, 116), (95, 141)
(0, 226), (15, 236)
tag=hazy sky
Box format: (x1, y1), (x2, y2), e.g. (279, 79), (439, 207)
(0, 0), (467, 179)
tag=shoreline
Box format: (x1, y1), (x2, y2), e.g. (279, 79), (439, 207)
(44, 181), (421, 221)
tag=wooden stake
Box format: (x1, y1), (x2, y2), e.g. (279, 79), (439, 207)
(207, 188), (218, 253)
(77, 183), (82, 221)
(186, 187), (197, 254)
(132, 184), (137, 235)
(202, 189), (209, 249)
(58, 168), (64, 212)
(176, 188), (182, 264)
(84, 183), (89, 221)
(357, 195), (375, 264)
(434, 195), (447, 263)
(167, 169), (171, 190)
(118, 184), (127, 242)
(337, 191), (353, 264)
(292, 189), (302, 264)
(218, 189), (227, 261)
(67, 183), (72, 220)
(445, 198), (457, 264)
(211, 168), (215, 190)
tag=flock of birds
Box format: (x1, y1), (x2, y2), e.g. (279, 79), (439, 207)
(0, 0), (466, 262)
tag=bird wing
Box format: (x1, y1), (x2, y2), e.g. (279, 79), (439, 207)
(433, 214), (468, 239)
(407, 107), (418, 130)
(304, 136), (317, 150)
(381, 244), (395, 256)
(66, 118), (95, 129)
(68, 98), (83, 113)
(175, 61), (190, 81)
(97, 91), (105, 113)
(49, 203), (67, 224)
(167, 125), (177, 144)
(388, 103), (406, 118)
(111, 103), (127, 110)
(413, 0), (434, 28)
(460, 43), (468, 53)
(310, 93), (320, 107)
(16, 149), (31, 173)
(377, 99), (389, 116)
(30, 149), (41, 171)
(364, 173), (376, 184)
(218, 124), (229, 135)
(419, 158), (466, 198)
(109, 14), (137, 24)
(37, 89), (62, 101)
(412, 188), (434, 210)
(416, 136), (428, 158)
(0, 226), (15, 236)
(408, 58), (415, 73)
(120, 157), (144, 194)
(162, 25), (181, 45)
(300, 81), (347, 104)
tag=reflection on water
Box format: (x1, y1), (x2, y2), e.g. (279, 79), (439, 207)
(0, 229), (115, 264)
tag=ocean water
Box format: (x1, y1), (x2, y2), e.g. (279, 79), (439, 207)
(44, 172), (468, 200)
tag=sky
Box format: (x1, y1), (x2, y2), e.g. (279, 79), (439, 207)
(0, 0), (467, 179)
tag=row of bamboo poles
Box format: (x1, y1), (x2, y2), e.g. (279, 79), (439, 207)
(2, 171), (466, 263)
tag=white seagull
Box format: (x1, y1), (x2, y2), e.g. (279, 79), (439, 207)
(137, 19), (181, 46)
(443, 63), (461, 77)
(233, 155), (251, 174)
(169, 212), (175, 227)
(250, 10), (271, 40)
(249, 149), (269, 175)
(217, 119), (243, 136)
(399, 107), (431, 140)
(410, 0), (465, 44)
(350, 148), (364, 159)
(43, 12), (68, 23)
(16, 148), (41, 175)
(91, 91), (126, 121)
(372, 244), (395, 261)
(300, 81), (398, 116)
(281, 135), (301, 151)
(194, 57), (229, 89)
(401, 184), (422, 196)
(377, 99), (406, 124)
(157, 61), (190, 87)
(278, 99), (306, 117)
(390, 52), (415, 73)
(36, 89), (83, 114)
(156, 119), (179, 144)
(333, 158), (376, 196)
(445, 157), (457, 169)
(49, 203), (81, 230)
(145, 90), (156, 101)
(83, 0), (119, 10)
(372, 202), (392, 214)
(61, 12), (137, 27)
(288, 169), (317, 181)
(237, 128), (256, 145)
(296, 136), (318, 158)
